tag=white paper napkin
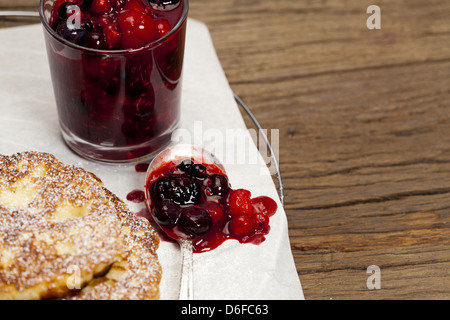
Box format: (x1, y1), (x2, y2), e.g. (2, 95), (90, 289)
(0, 18), (304, 300)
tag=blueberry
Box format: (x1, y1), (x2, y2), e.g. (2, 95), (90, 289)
(177, 160), (208, 180)
(56, 21), (87, 45)
(179, 207), (212, 236)
(205, 174), (229, 197)
(151, 174), (200, 205)
(151, 176), (171, 201)
(82, 20), (94, 32)
(152, 199), (180, 226)
(148, 0), (180, 11)
(167, 175), (200, 205)
(177, 158), (193, 173)
(189, 164), (208, 180)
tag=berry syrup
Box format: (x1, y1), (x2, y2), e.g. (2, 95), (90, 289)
(41, 0), (187, 162)
(144, 158), (278, 253)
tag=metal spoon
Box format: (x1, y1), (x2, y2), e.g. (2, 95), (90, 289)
(144, 144), (225, 300)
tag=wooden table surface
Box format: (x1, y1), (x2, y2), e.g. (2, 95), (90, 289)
(1, 0), (449, 300)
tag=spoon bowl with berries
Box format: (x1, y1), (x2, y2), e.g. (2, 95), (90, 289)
(144, 144), (278, 300)
(144, 144), (224, 300)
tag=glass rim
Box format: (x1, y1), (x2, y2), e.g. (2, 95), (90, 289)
(39, 0), (189, 54)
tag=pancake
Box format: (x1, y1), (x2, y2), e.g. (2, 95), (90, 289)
(0, 152), (161, 300)
(68, 209), (161, 300)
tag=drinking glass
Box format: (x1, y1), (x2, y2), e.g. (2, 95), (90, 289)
(39, 0), (188, 163)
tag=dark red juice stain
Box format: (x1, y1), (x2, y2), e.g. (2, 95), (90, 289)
(126, 189), (146, 203)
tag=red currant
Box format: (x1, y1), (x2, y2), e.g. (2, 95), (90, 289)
(229, 215), (254, 237)
(251, 196), (277, 217)
(253, 212), (269, 230)
(229, 189), (253, 215)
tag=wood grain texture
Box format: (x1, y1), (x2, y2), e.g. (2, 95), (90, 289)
(1, 0), (449, 299)
(190, 0), (450, 300)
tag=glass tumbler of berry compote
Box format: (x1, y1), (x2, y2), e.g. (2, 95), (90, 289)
(39, 0), (188, 162)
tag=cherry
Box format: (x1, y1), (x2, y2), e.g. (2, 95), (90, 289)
(179, 207), (212, 236)
(91, 0), (112, 16)
(118, 10), (157, 49)
(229, 189), (253, 215)
(251, 196), (277, 217)
(153, 199), (180, 226)
(124, 0), (145, 12)
(103, 23), (122, 49)
(205, 174), (229, 197)
(82, 31), (108, 49)
(148, 0), (180, 11)
(156, 19), (171, 37)
(201, 202), (223, 223)
(94, 14), (113, 27)
(229, 215), (254, 237)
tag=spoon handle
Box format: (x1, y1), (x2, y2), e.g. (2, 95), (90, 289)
(178, 239), (194, 300)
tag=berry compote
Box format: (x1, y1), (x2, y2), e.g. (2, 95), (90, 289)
(145, 158), (278, 253)
(40, 0), (188, 162)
